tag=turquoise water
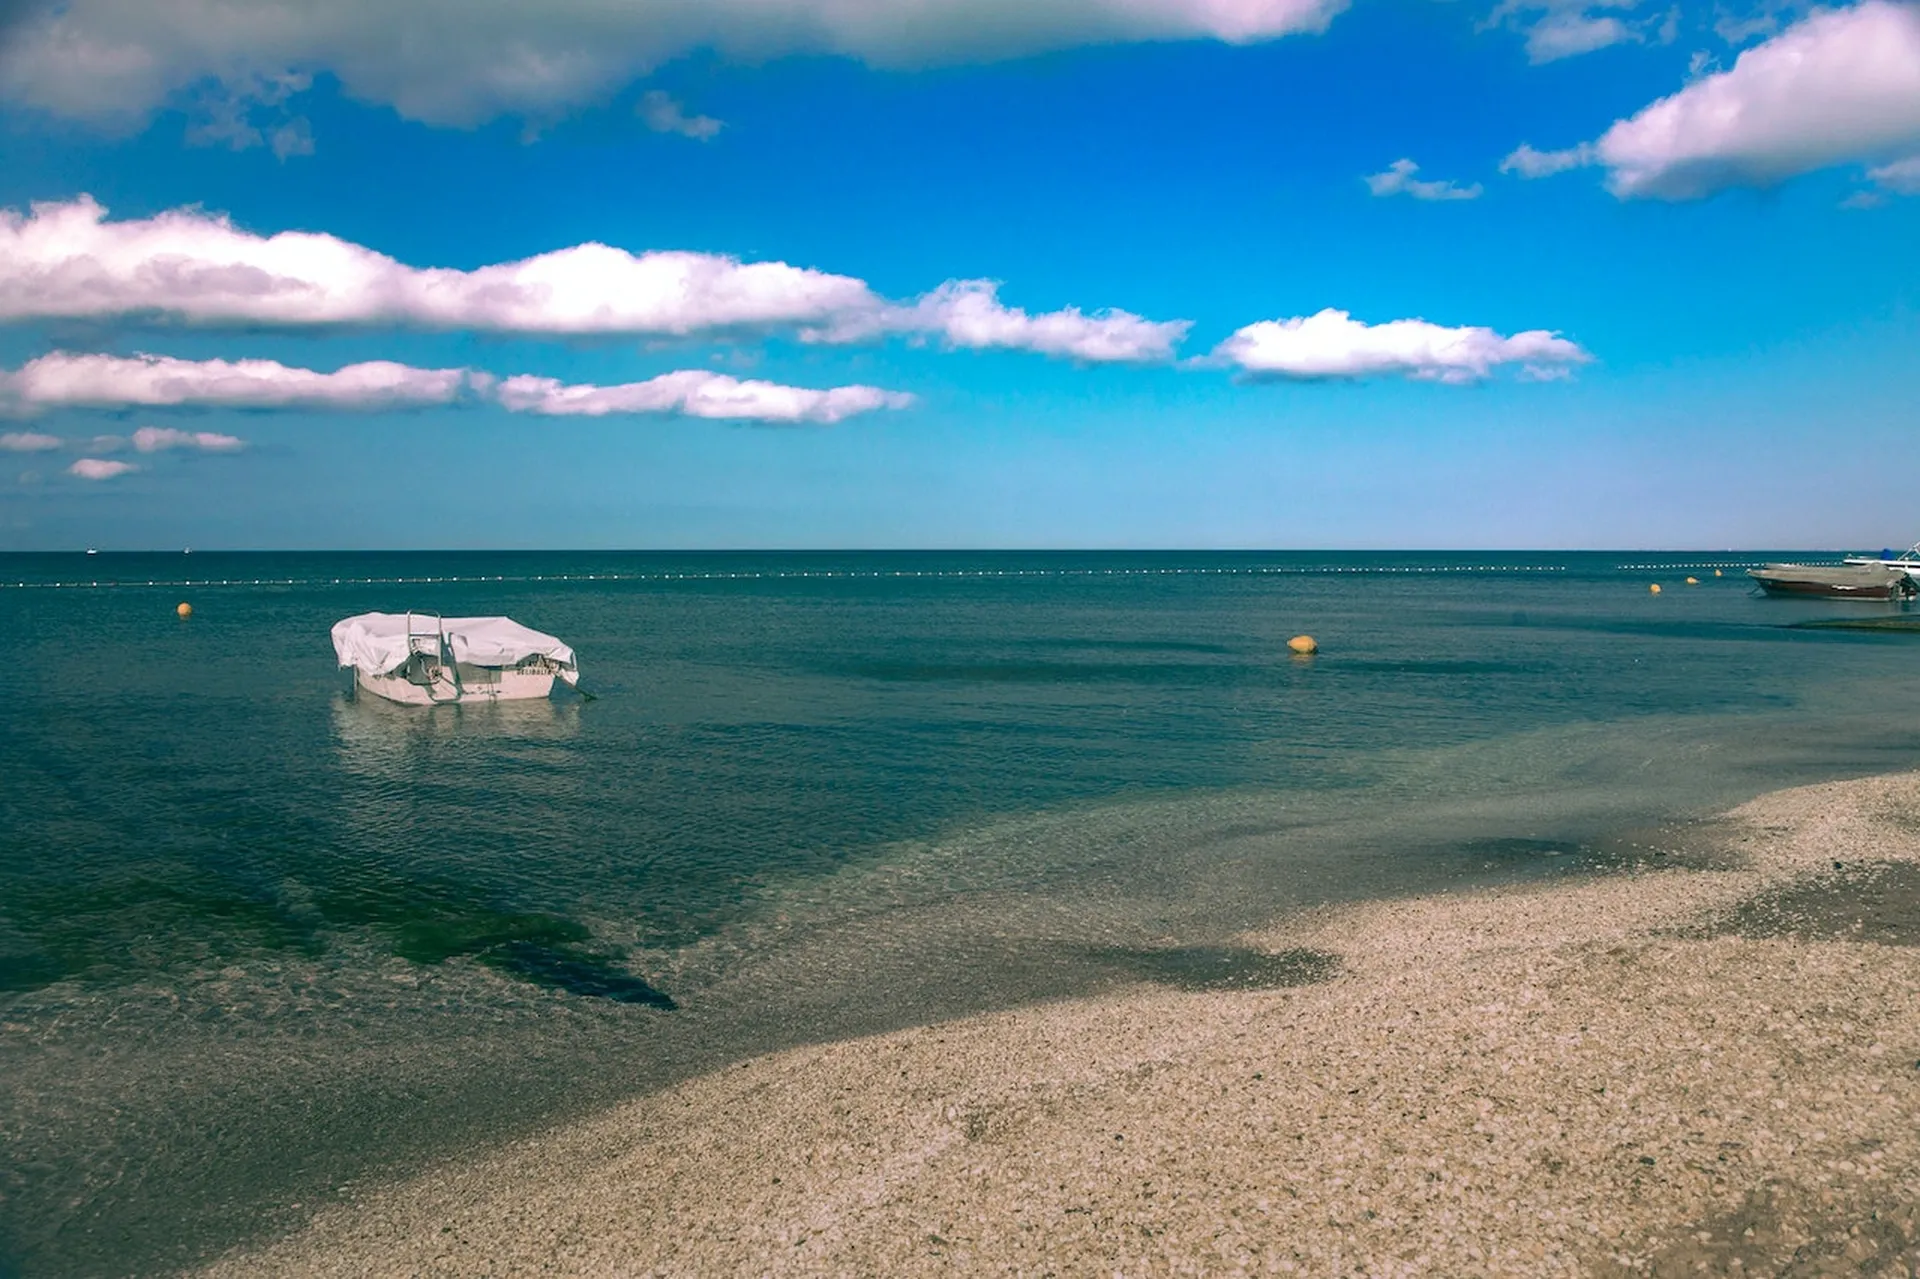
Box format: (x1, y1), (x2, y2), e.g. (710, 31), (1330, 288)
(3, 549), (1918, 1274)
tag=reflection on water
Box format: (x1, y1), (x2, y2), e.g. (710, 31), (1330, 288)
(331, 688), (581, 761)
(331, 690), (581, 797)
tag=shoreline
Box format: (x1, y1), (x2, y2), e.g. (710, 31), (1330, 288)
(202, 770), (1920, 1276)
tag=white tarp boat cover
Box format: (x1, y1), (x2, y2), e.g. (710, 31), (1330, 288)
(331, 613), (578, 677)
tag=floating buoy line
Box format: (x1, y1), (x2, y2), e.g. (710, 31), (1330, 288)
(4, 564), (1578, 591)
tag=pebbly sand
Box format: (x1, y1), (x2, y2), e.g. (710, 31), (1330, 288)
(202, 772), (1920, 1276)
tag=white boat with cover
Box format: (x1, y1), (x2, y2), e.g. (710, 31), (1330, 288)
(332, 612), (581, 705)
(1844, 543), (1920, 582)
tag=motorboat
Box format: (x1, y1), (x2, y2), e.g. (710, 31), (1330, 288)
(1746, 563), (1916, 600)
(1843, 544), (1920, 583)
(332, 611), (581, 705)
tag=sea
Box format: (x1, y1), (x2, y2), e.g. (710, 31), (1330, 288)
(3, 549), (1917, 1276)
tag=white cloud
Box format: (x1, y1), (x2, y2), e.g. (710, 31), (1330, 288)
(0, 0), (1347, 129)
(1593, 0), (1920, 198)
(1364, 158), (1484, 201)
(0, 346), (919, 425)
(1713, 0), (1803, 45)
(0, 196), (879, 335)
(68, 457), (136, 479)
(0, 197), (1183, 362)
(0, 429), (62, 450)
(1212, 309), (1590, 383)
(2, 351), (472, 410)
(1867, 153), (1920, 192)
(1525, 10), (1636, 57)
(1485, 0), (1642, 62)
(639, 90), (722, 141)
(131, 425), (246, 451)
(848, 280), (1191, 363)
(496, 371), (914, 424)
(0, 349), (913, 423)
(1500, 142), (1597, 177)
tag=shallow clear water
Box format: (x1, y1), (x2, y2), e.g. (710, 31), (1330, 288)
(2, 549), (1917, 1275)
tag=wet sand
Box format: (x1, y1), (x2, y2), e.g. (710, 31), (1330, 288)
(203, 773), (1920, 1276)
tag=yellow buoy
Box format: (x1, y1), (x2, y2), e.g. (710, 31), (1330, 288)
(1649, 583), (1662, 594)
(176, 602), (192, 618)
(1714, 569), (1723, 577)
(1685, 576), (1699, 585)
(1287, 635), (1318, 655)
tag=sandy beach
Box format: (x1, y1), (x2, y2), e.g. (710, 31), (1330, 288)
(202, 771), (1920, 1277)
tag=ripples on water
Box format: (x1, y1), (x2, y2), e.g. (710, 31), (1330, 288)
(2, 550), (1917, 1274)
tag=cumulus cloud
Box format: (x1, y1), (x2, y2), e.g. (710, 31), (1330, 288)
(68, 457), (136, 479)
(1529, 1), (1920, 199)
(0, 349), (914, 425)
(1, 351), (472, 410)
(0, 429), (62, 450)
(495, 371), (914, 424)
(1364, 159), (1484, 201)
(1211, 309), (1589, 383)
(131, 425), (246, 451)
(0, 196), (879, 335)
(638, 90), (722, 140)
(845, 280), (1191, 363)
(1603, 1), (1920, 197)
(0, 0), (1347, 129)
(0, 197), (1185, 363)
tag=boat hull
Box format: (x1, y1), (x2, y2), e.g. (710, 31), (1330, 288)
(1747, 565), (1913, 600)
(1752, 579), (1904, 600)
(355, 665), (557, 705)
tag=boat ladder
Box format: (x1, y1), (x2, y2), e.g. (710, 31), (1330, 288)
(404, 611), (463, 702)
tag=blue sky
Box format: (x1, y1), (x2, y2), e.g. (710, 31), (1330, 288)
(1, 0), (1917, 549)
